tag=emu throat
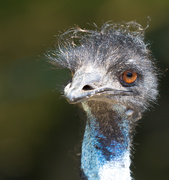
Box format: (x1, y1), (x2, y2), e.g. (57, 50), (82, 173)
(81, 101), (132, 180)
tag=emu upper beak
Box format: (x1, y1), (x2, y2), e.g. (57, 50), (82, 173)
(64, 70), (104, 104)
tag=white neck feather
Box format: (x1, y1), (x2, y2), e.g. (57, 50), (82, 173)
(98, 151), (131, 180)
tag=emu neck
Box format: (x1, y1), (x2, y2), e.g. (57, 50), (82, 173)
(81, 101), (132, 180)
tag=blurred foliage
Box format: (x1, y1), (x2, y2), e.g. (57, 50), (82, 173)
(0, 0), (169, 180)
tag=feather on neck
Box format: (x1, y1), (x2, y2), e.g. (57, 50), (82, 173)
(81, 101), (133, 180)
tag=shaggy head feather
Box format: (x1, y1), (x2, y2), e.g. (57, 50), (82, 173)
(47, 21), (158, 114)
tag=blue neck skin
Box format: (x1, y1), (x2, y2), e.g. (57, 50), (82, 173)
(81, 101), (133, 180)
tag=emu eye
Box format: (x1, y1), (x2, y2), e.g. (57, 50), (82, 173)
(121, 70), (137, 84)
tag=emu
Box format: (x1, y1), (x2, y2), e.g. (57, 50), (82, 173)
(47, 22), (158, 180)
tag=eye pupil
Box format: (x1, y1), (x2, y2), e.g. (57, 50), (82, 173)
(121, 70), (137, 85)
(126, 72), (132, 77)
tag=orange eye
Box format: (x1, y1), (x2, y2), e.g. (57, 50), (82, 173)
(121, 71), (137, 84)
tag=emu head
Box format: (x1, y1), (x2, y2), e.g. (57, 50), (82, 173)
(48, 22), (158, 117)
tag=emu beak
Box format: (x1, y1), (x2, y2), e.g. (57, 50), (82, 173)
(64, 83), (116, 104)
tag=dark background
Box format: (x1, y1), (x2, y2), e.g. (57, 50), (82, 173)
(0, 0), (169, 180)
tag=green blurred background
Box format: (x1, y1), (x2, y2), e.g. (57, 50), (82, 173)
(0, 0), (169, 180)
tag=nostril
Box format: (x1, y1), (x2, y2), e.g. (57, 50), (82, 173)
(82, 85), (95, 91)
